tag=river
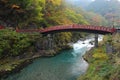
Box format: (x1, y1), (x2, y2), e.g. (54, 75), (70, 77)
(4, 35), (103, 80)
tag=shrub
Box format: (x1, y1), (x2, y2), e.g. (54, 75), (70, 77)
(93, 53), (108, 60)
(0, 29), (33, 57)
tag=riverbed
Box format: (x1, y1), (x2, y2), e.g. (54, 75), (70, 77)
(4, 35), (103, 80)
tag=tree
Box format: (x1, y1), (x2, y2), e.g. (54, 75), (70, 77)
(0, 0), (45, 28)
(65, 9), (88, 24)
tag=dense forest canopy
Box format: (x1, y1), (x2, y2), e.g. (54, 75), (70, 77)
(0, 0), (109, 28)
(0, 0), (45, 28)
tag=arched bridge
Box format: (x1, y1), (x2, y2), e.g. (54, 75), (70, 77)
(40, 24), (116, 34)
(0, 24), (117, 34)
(16, 24), (116, 34)
(0, 24), (118, 48)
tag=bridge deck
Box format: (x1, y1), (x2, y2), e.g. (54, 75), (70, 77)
(41, 25), (116, 34)
(0, 24), (117, 34)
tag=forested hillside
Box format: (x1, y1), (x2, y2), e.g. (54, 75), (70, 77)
(0, 0), (45, 28)
(87, 0), (120, 27)
(0, 0), (108, 28)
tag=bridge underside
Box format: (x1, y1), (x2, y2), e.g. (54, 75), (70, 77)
(117, 29), (120, 33)
(41, 29), (112, 35)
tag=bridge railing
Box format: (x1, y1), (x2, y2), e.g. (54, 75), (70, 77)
(72, 24), (116, 33)
(0, 25), (4, 29)
(0, 24), (116, 34)
(16, 29), (42, 33)
(40, 24), (117, 33)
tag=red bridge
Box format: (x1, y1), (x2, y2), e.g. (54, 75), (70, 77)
(15, 24), (116, 34)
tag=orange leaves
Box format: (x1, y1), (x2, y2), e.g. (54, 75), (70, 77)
(92, 16), (101, 24)
(12, 4), (20, 9)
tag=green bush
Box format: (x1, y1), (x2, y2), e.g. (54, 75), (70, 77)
(0, 29), (33, 58)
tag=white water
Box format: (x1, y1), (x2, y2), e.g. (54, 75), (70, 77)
(70, 35), (103, 77)
(73, 35), (103, 52)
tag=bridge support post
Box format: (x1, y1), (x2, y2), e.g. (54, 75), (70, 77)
(47, 34), (54, 50)
(95, 34), (98, 47)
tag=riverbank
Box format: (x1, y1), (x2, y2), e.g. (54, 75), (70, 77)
(0, 29), (74, 79)
(77, 33), (120, 80)
(2, 35), (94, 80)
(0, 45), (72, 79)
(0, 34), (95, 80)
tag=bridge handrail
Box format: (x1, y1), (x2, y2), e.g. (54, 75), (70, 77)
(0, 24), (116, 34)
(16, 29), (42, 32)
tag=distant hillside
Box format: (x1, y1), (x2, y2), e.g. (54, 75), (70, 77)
(87, 0), (120, 15)
(65, 0), (93, 8)
(87, 0), (120, 27)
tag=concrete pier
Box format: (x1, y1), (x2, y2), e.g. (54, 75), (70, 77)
(95, 34), (98, 47)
